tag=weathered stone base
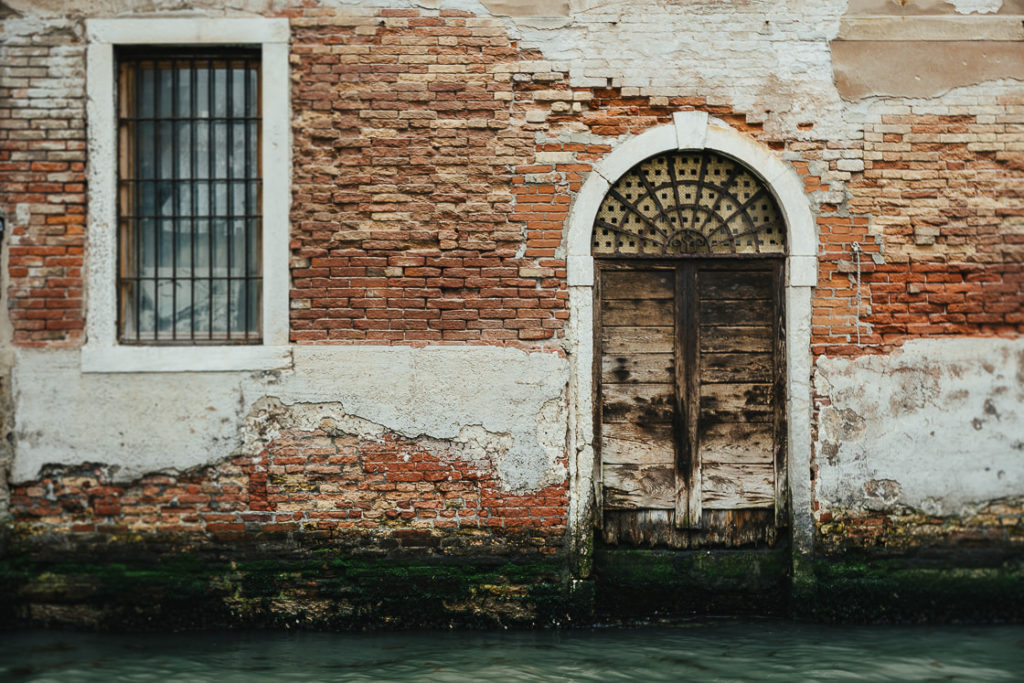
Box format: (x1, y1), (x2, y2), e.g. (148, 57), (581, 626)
(793, 550), (1024, 624)
(593, 546), (792, 620)
(5, 526), (1024, 628)
(0, 529), (587, 631)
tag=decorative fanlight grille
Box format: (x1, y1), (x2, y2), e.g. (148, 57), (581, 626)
(592, 150), (786, 256)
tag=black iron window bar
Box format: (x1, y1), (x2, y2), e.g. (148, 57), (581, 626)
(117, 48), (262, 344)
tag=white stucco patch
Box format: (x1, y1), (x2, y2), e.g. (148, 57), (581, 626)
(814, 337), (1024, 515)
(12, 346), (568, 492)
(948, 0), (1003, 14)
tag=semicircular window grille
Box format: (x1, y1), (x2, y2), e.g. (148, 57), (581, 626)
(592, 150), (786, 256)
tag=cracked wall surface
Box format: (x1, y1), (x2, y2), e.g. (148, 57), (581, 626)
(814, 337), (1024, 517)
(13, 347), (568, 493)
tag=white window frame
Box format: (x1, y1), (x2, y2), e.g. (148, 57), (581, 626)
(82, 18), (292, 372)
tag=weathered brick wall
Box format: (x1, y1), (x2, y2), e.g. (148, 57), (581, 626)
(0, 22), (86, 346)
(816, 499), (1024, 556)
(807, 87), (1024, 556)
(3, 4), (1022, 576)
(10, 413), (567, 551)
(3, 6), (805, 544)
(811, 93), (1024, 357)
(288, 8), (568, 345)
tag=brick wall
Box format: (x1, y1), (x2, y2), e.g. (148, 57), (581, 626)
(4, 6), (797, 541)
(0, 24), (86, 346)
(287, 8), (569, 345)
(5, 6), (1023, 558)
(811, 100), (1024, 357)
(10, 420), (567, 550)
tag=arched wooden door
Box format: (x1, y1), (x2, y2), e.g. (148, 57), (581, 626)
(593, 150), (787, 548)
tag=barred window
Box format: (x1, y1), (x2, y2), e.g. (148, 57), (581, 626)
(117, 48), (261, 343)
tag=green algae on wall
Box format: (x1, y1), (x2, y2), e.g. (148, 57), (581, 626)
(0, 532), (587, 631)
(593, 546), (792, 618)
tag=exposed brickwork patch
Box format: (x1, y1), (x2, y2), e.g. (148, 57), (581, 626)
(812, 108), (1024, 357)
(816, 499), (1024, 556)
(0, 26), (86, 345)
(10, 422), (567, 549)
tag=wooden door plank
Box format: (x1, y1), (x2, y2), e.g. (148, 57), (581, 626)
(601, 383), (675, 424)
(601, 299), (674, 327)
(700, 299), (773, 326)
(700, 352), (773, 383)
(601, 353), (674, 384)
(601, 427), (676, 466)
(603, 463), (676, 509)
(699, 325), (773, 353)
(700, 383), (773, 422)
(698, 270), (773, 300)
(602, 421), (675, 443)
(699, 421), (774, 465)
(701, 462), (775, 509)
(602, 326), (674, 354)
(600, 270), (673, 299)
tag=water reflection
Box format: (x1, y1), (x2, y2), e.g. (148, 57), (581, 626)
(1, 621), (1022, 681)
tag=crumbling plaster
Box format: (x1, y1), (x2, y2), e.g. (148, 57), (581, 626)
(814, 337), (1024, 516)
(4, 0), (852, 140)
(12, 346), (569, 492)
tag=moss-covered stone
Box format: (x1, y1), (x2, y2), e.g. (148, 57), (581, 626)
(0, 530), (584, 631)
(593, 545), (792, 618)
(794, 554), (1024, 623)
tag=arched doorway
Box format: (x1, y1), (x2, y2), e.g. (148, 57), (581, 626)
(593, 149), (786, 547)
(565, 113), (817, 556)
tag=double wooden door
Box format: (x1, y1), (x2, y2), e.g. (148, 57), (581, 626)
(597, 258), (786, 548)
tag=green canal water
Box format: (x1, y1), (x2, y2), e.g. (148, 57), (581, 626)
(2, 621), (1023, 681)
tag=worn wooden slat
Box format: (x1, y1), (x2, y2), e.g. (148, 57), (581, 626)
(603, 509), (679, 547)
(697, 509), (776, 545)
(699, 422), (774, 465)
(601, 383), (675, 423)
(601, 326), (674, 354)
(700, 383), (773, 422)
(603, 463), (676, 509)
(602, 428), (675, 465)
(601, 353), (674, 384)
(602, 509), (777, 548)
(699, 325), (773, 353)
(602, 421), (675, 443)
(700, 352), (773, 383)
(601, 299), (674, 327)
(701, 462), (775, 509)
(700, 298), (773, 326)
(698, 270), (773, 300)
(600, 270), (674, 299)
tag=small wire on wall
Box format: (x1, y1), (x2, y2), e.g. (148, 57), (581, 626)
(851, 241), (863, 346)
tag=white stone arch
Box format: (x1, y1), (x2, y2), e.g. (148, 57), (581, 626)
(565, 111), (817, 569)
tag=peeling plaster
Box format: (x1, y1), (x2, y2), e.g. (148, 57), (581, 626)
(948, 0), (1003, 13)
(814, 338), (1024, 516)
(5, 0), (853, 140)
(12, 347), (568, 492)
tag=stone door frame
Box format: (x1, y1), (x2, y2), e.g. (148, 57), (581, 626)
(565, 111), (818, 568)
